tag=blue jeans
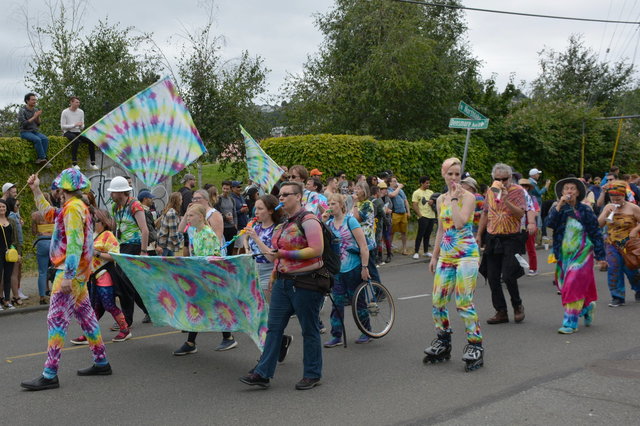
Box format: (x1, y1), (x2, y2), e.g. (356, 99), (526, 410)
(36, 238), (51, 297)
(329, 266), (370, 338)
(606, 243), (640, 301)
(162, 248), (174, 256)
(20, 131), (49, 160)
(255, 277), (324, 379)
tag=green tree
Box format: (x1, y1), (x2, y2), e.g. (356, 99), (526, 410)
(531, 35), (634, 114)
(177, 18), (269, 162)
(283, 0), (481, 139)
(0, 104), (20, 137)
(25, 1), (162, 136)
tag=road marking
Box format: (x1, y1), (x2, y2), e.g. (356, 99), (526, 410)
(5, 330), (181, 362)
(398, 294), (431, 300)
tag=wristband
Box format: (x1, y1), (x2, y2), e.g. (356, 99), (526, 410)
(361, 265), (368, 269)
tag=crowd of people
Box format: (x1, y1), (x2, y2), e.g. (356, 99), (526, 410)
(4, 134), (640, 390)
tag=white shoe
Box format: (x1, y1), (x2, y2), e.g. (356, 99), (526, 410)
(89, 164), (99, 170)
(412, 253), (420, 260)
(18, 291), (29, 300)
(72, 164), (80, 170)
(424, 252), (433, 258)
(527, 270), (538, 276)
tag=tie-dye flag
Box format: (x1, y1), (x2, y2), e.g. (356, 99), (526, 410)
(240, 125), (284, 193)
(111, 253), (268, 350)
(84, 77), (206, 187)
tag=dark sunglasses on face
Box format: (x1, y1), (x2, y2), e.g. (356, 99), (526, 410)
(279, 192), (298, 198)
(494, 177), (510, 182)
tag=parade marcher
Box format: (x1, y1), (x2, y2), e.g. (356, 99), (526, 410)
(107, 176), (151, 326)
(70, 209), (131, 344)
(351, 181), (382, 284)
(597, 180), (640, 306)
(240, 181), (326, 390)
(290, 165), (324, 216)
(61, 96), (97, 170)
(478, 163), (527, 324)
(518, 178), (540, 276)
(215, 181), (238, 244)
(460, 177), (483, 235)
(546, 178), (605, 333)
(245, 194), (294, 362)
(155, 192), (184, 256)
(412, 176), (436, 259)
(32, 193), (54, 304)
(21, 170), (110, 391)
(322, 193), (373, 347)
(231, 181), (249, 254)
(423, 158), (483, 371)
(173, 204), (237, 355)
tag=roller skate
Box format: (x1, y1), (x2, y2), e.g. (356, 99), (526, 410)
(423, 332), (451, 363)
(462, 343), (484, 372)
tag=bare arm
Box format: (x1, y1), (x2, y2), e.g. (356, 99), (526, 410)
(451, 192), (476, 230)
(134, 210), (149, 252)
(208, 211), (224, 243)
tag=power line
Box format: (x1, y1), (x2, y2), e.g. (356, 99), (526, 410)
(393, 0), (640, 25)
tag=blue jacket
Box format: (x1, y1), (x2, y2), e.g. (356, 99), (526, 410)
(545, 202), (605, 261)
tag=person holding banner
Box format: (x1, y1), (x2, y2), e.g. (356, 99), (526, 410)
(21, 170), (110, 391)
(173, 204), (237, 355)
(240, 181), (325, 390)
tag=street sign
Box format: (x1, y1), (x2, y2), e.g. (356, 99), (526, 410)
(448, 118), (489, 129)
(458, 101), (487, 120)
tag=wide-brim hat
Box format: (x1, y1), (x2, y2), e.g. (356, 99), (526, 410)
(461, 177), (478, 191)
(518, 178), (533, 189)
(555, 177), (586, 202)
(51, 168), (91, 192)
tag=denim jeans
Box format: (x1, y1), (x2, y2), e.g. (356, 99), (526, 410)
(20, 131), (49, 160)
(162, 248), (174, 256)
(36, 238), (51, 297)
(255, 277), (324, 379)
(329, 266), (369, 338)
(606, 243), (640, 301)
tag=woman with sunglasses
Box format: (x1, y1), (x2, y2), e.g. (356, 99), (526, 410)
(70, 209), (131, 344)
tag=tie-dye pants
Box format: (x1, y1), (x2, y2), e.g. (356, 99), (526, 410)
(562, 299), (594, 329)
(42, 271), (108, 379)
(432, 259), (482, 344)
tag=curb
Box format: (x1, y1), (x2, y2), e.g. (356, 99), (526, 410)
(0, 304), (49, 317)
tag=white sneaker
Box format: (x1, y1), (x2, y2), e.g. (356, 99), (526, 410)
(72, 164), (80, 170)
(89, 164), (99, 170)
(527, 270), (538, 276)
(424, 252), (433, 258)
(5, 302), (15, 310)
(18, 291), (29, 300)
(412, 253), (420, 260)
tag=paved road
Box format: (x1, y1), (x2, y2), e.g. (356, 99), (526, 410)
(2, 252), (640, 425)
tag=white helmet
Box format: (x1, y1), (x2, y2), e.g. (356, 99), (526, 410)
(107, 176), (133, 192)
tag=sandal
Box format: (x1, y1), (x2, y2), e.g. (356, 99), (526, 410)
(11, 297), (24, 307)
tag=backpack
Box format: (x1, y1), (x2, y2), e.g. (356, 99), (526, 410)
(294, 211), (341, 275)
(144, 209), (158, 244)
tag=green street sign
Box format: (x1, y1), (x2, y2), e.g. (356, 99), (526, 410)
(458, 101), (487, 120)
(448, 118), (489, 129)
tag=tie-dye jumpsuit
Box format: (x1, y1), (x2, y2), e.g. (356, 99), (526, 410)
(36, 193), (108, 379)
(431, 202), (482, 344)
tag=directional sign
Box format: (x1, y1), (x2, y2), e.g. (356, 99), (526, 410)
(458, 101), (487, 120)
(448, 118), (489, 129)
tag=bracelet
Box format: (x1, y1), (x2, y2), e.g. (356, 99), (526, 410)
(362, 265), (368, 269)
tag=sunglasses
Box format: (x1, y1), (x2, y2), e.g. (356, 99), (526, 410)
(279, 192), (298, 198)
(494, 177), (510, 182)
(291, 175), (301, 180)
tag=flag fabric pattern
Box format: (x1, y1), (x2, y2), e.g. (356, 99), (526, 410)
(111, 253), (268, 350)
(240, 125), (284, 193)
(84, 77), (206, 187)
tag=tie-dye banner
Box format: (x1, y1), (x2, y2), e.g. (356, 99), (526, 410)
(111, 253), (268, 350)
(84, 77), (207, 187)
(240, 125), (284, 193)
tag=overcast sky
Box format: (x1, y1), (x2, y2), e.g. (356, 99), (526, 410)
(0, 0), (638, 108)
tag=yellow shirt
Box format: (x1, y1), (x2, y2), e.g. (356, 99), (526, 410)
(412, 188), (436, 219)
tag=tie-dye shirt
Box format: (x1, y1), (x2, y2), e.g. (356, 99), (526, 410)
(483, 184), (526, 235)
(248, 223), (275, 264)
(36, 193), (93, 281)
(273, 210), (323, 273)
(327, 215), (361, 273)
(302, 189), (324, 216)
(355, 199), (376, 250)
(93, 230), (120, 271)
(439, 201), (479, 262)
(188, 226), (221, 256)
(111, 198), (145, 244)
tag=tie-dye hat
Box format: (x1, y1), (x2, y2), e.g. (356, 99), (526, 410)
(51, 167), (91, 192)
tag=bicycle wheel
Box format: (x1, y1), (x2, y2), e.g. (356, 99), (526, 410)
(352, 281), (395, 338)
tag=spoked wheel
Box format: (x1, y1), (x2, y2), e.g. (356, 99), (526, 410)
(352, 281), (395, 338)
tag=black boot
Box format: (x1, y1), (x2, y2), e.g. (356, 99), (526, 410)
(77, 363), (112, 376)
(21, 375), (60, 391)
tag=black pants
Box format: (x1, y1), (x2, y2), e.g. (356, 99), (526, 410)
(484, 234), (523, 312)
(65, 131), (96, 164)
(187, 331), (232, 344)
(0, 254), (15, 301)
(117, 243), (149, 325)
(223, 227), (238, 244)
(415, 217), (436, 253)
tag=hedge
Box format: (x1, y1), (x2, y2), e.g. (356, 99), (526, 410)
(1, 135), (92, 270)
(261, 134), (493, 195)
